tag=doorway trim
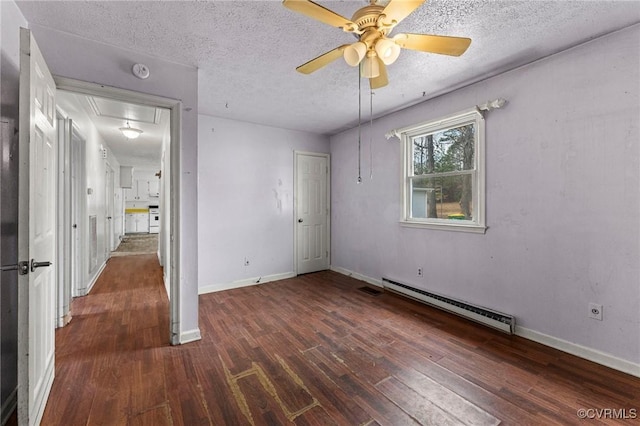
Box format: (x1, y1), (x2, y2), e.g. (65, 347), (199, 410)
(55, 111), (72, 328)
(104, 162), (115, 257)
(293, 151), (331, 275)
(54, 76), (182, 345)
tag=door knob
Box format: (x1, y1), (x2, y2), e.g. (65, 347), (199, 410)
(30, 259), (52, 272)
(298, 218), (303, 223)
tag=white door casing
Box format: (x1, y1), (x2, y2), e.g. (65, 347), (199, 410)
(294, 152), (330, 275)
(18, 28), (57, 426)
(105, 164), (114, 254)
(54, 76), (185, 345)
(56, 115), (72, 328)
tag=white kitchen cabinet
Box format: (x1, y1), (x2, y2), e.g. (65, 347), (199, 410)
(125, 212), (149, 233)
(124, 186), (134, 202)
(125, 179), (149, 202)
(125, 214), (136, 233)
(136, 214), (149, 233)
(148, 177), (160, 198)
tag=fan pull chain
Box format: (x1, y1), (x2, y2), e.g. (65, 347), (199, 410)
(369, 89), (374, 180)
(357, 67), (362, 184)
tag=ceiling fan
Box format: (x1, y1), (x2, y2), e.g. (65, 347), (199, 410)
(283, 0), (472, 89)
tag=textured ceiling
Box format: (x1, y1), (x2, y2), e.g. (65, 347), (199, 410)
(16, 1), (640, 135)
(57, 91), (168, 168)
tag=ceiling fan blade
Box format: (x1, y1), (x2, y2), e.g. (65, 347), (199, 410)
(381, 0), (426, 26)
(370, 58), (388, 90)
(395, 33), (471, 56)
(296, 45), (350, 74)
(283, 0), (356, 31)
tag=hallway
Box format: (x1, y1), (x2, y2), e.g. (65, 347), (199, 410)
(41, 254), (171, 424)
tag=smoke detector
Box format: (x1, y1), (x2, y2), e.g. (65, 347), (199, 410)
(132, 63), (150, 80)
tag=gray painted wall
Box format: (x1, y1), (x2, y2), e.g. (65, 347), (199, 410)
(197, 115), (329, 291)
(330, 25), (639, 366)
(0, 1), (27, 420)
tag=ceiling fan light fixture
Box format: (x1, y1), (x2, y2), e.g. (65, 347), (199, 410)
(361, 53), (380, 79)
(375, 38), (401, 65)
(344, 41), (367, 67)
(119, 121), (143, 139)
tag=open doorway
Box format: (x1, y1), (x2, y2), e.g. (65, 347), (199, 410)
(53, 78), (181, 346)
(15, 30), (187, 425)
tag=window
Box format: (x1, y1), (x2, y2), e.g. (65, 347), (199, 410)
(400, 108), (486, 233)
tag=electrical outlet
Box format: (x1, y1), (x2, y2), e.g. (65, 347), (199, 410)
(589, 303), (603, 321)
(417, 268), (423, 277)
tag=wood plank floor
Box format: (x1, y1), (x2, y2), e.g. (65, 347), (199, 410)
(36, 255), (639, 425)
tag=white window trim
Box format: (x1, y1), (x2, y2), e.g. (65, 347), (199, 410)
(399, 107), (486, 233)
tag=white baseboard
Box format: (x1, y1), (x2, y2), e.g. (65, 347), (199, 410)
(329, 266), (639, 378)
(199, 272), (296, 295)
(81, 261), (107, 296)
(180, 328), (202, 344)
(515, 326), (640, 378)
(329, 265), (383, 288)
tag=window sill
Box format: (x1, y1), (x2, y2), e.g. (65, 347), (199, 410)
(400, 220), (487, 234)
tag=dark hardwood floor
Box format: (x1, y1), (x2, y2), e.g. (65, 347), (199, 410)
(36, 255), (639, 425)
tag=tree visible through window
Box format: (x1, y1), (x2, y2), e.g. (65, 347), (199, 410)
(401, 109), (486, 232)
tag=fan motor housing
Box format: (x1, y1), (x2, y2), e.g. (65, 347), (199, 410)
(351, 5), (385, 31)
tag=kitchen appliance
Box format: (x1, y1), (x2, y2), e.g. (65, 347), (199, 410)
(148, 205), (160, 234)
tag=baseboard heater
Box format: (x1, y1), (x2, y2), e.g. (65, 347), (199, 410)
(382, 278), (515, 334)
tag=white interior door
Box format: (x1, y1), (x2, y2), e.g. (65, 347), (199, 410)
(70, 127), (86, 298)
(18, 28), (57, 426)
(295, 152), (330, 275)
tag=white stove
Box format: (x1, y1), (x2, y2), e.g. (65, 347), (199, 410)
(149, 205), (160, 234)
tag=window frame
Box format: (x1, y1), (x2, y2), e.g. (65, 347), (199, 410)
(399, 107), (486, 233)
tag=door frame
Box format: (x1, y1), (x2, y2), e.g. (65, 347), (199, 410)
(55, 112), (72, 327)
(54, 76), (182, 345)
(69, 125), (86, 298)
(104, 162), (114, 256)
(293, 151), (331, 275)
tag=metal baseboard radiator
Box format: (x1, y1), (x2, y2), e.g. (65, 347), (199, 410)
(382, 278), (515, 334)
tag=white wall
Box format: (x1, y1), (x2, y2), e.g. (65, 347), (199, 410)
(197, 115), (329, 292)
(330, 26), (639, 369)
(60, 99), (121, 291)
(26, 23), (200, 340)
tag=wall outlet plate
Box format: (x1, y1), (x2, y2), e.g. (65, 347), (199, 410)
(589, 303), (603, 321)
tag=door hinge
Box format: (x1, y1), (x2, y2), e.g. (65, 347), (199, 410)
(326, 250), (329, 258)
(0, 264), (18, 272)
(1, 261), (30, 275)
(18, 261), (29, 275)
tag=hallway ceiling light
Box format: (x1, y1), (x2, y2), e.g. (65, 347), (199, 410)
(119, 121), (143, 139)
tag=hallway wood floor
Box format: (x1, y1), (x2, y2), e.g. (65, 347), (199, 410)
(39, 255), (639, 425)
